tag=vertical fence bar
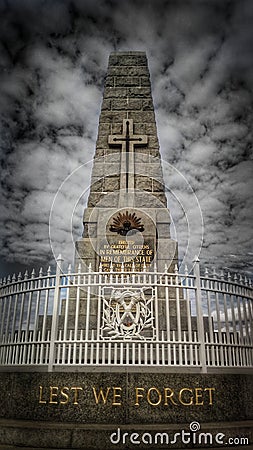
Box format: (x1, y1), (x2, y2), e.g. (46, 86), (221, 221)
(194, 257), (207, 373)
(0, 292), (7, 342)
(5, 279), (12, 339)
(73, 264), (81, 365)
(185, 267), (193, 366)
(48, 255), (63, 372)
(175, 265), (181, 341)
(229, 286), (239, 364)
(11, 285), (19, 343)
(205, 270), (215, 366)
(96, 265), (102, 341)
(33, 270), (43, 339)
(215, 285), (223, 367)
(85, 264), (92, 341)
(63, 265), (71, 365)
(165, 269), (171, 342)
(153, 263), (159, 340)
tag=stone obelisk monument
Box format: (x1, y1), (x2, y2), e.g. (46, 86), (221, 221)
(62, 52), (186, 337)
(75, 51), (177, 273)
(0, 51), (252, 450)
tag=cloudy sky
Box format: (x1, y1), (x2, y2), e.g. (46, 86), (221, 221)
(0, 0), (252, 278)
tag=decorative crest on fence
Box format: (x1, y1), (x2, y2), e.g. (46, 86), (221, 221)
(0, 256), (252, 373)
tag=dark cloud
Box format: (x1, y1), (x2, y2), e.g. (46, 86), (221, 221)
(0, 0), (252, 277)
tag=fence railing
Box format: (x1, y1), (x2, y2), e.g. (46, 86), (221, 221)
(0, 256), (252, 372)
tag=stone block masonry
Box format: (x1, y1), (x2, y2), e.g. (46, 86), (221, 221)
(76, 52), (177, 274)
(0, 373), (252, 449)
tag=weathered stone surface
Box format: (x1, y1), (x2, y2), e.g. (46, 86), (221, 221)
(0, 373), (252, 424)
(127, 86), (152, 97)
(135, 176), (153, 191)
(128, 111), (156, 123)
(157, 223), (170, 238)
(108, 66), (149, 77)
(111, 98), (142, 110)
(104, 87), (127, 98)
(147, 135), (160, 147)
(153, 179), (165, 192)
(115, 76), (140, 87)
(145, 123), (158, 134)
(90, 178), (103, 192)
(75, 51), (178, 331)
(109, 52), (147, 66)
(101, 99), (111, 111)
(99, 110), (126, 123)
(76, 239), (96, 260)
(0, 373), (252, 449)
(1, 421), (253, 450)
(105, 76), (114, 87)
(104, 175), (120, 191)
(96, 123), (111, 135)
(142, 99), (154, 110)
(134, 153), (150, 163)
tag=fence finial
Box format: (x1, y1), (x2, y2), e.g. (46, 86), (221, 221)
(193, 255), (200, 263)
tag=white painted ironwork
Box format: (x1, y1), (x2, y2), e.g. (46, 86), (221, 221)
(101, 287), (154, 339)
(0, 256), (252, 372)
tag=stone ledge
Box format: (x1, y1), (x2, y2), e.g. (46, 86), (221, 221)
(0, 419), (252, 450)
(1, 417), (252, 431)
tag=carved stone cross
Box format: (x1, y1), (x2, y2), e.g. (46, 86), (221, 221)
(108, 119), (148, 198)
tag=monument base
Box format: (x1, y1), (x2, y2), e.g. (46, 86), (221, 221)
(0, 372), (252, 449)
(0, 419), (252, 450)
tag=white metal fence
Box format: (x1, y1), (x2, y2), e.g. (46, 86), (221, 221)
(0, 256), (252, 372)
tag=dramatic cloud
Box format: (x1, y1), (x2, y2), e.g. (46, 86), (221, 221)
(0, 0), (252, 277)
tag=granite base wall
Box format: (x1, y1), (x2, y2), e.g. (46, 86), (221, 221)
(0, 372), (252, 449)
